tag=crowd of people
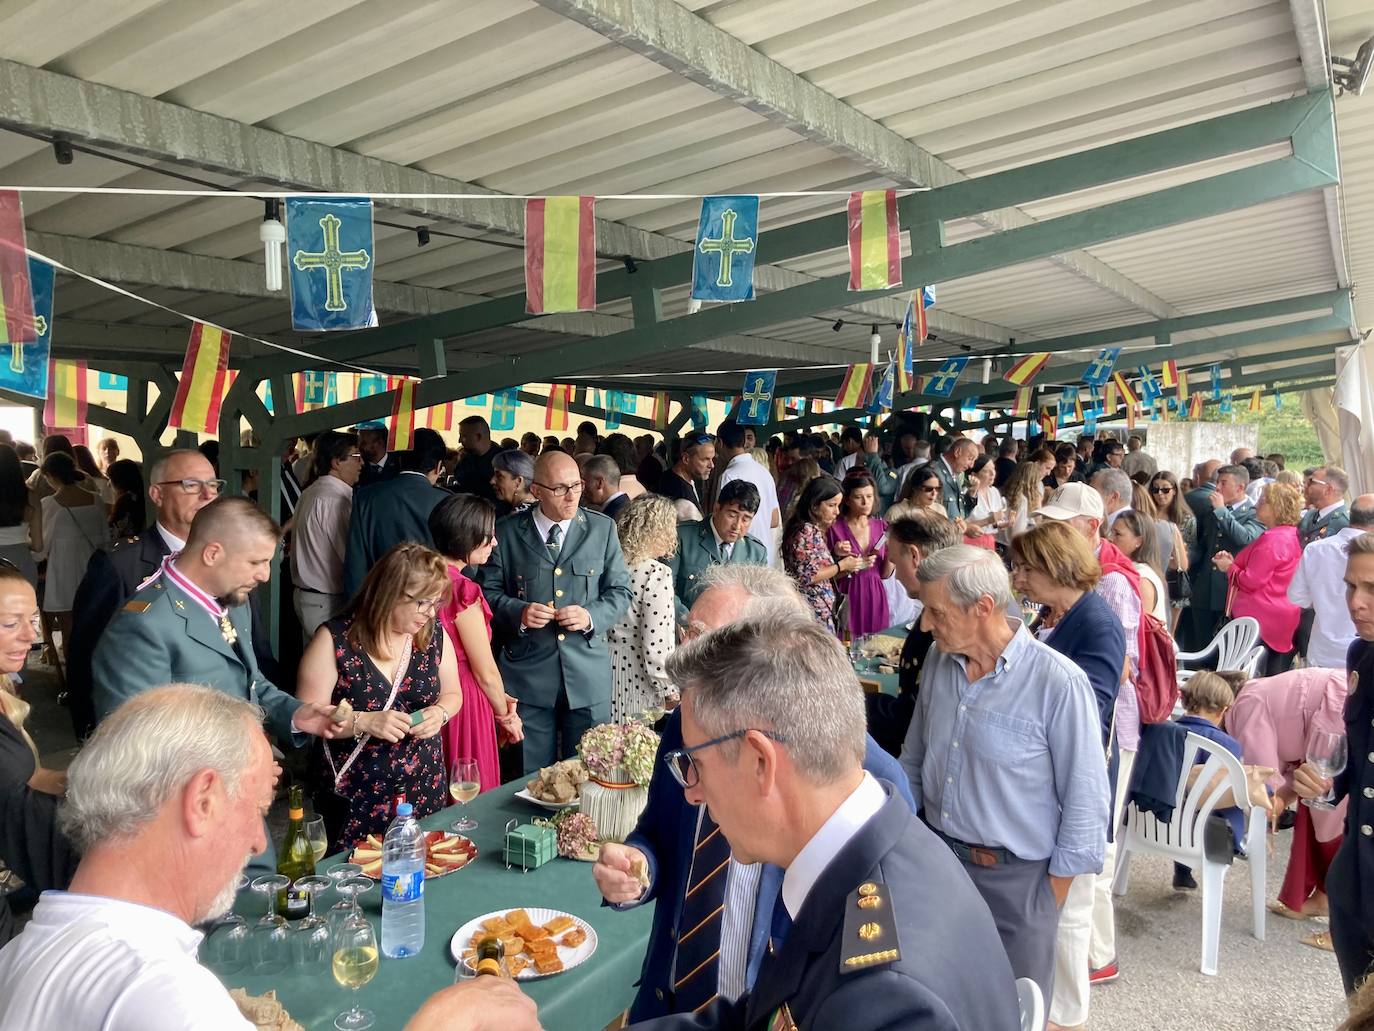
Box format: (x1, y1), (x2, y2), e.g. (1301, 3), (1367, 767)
(0, 412), (1371, 1030)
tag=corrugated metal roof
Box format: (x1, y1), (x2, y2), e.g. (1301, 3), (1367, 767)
(0, 0), (1362, 395)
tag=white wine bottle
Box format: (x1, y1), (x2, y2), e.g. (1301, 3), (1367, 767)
(276, 785), (316, 919)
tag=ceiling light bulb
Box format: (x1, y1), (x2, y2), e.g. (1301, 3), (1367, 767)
(260, 199), (286, 292)
(869, 325), (881, 364)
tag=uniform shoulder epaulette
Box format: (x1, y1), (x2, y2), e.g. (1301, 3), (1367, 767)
(122, 600), (152, 613)
(838, 879), (901, 975)
(112, 535), (139, 549)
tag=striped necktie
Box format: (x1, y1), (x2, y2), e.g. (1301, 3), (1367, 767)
(673, 810), (731, 1013)
(545, 523), (562, 563)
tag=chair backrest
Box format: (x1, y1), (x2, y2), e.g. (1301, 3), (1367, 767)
(1016, 977), (1044, 1031)
(1122, 732), (1250, 859)
(1237, 645), (1265, 680)
(1213, 617), (1260, 670)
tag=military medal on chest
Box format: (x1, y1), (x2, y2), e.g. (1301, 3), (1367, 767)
(219, 613), (238, 646)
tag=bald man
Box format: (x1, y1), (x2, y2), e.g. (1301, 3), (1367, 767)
(478, 451), (632, 771)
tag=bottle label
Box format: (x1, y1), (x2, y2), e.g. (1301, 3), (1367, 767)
(382, 870), (424, 903)
(282, 888), (310, 920)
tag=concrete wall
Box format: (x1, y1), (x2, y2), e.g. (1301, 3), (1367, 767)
(1139, 422), (1260, 480)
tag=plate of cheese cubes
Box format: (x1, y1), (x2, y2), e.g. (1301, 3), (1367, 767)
(449, 907), (598, 979)
(348, 830), (477, 880)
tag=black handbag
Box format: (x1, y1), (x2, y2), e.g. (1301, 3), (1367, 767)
(1167, 566), (1192, 603)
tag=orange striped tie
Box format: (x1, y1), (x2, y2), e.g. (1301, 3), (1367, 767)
(672, 811), (731, 1013)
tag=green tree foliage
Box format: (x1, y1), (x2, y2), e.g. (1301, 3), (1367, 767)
(1196, 385), (1326, 469)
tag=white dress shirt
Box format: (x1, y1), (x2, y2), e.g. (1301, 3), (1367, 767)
(290, 473), (353, 594)
(835, 452), (860, 478)
(532, 508), (574, 554)
(0, 891), (253, 1030)
(781, 772), (886, 920)
(717, 453), (780, 567)
(155, 522), (186, 554)
(1288, 526), (1365, 668)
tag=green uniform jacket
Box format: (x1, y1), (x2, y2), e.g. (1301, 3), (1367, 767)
(477, 508), (632, 711)
(1191, 501), (1265, 612)
(931, 457), (965, 522)
(1299, 503), (1349, 547)
(91, 574), (302, 743)
(664, 519), (768, 622)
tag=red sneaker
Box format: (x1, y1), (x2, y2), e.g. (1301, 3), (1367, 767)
(1088, 960), (1119, 985)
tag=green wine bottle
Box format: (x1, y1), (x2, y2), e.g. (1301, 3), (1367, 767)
(276, 785), (316, 920)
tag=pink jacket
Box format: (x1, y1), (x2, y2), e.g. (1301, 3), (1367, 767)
(1227, 525), (1302, 652)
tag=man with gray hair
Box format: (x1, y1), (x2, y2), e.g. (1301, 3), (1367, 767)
(1288, 493), (1374, 667)
(583, 453), (630, 522)
(1299, 464), (1350, 547)
(625, 616), (1019, 1030)
(1189, 463), (1263, 646)
(0, 684), (539, 1031)
(900, 545), (1109, 1005)
(933, 437), (978, 521)
(596, 565), (915, 1022)
(1091, 467), (1134, 532)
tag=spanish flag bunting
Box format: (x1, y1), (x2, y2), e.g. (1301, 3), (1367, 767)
(424, 401), (453, 431)
(835, 363), (872, 409)
(1110, 371), (1138, 409)
(0, 191), (36, 346)
(652, 390), (671, 430)
(1105, 380), (1118, 411)
(43, 359), (87, 441)
(545, 383), (572, 431)
(1187, 393), (1203, 419)
(1003, 352), (1050, 386)
(846, 189), (900, 291)
(389, 378), (417, 450)
(1249, 388), (1262, 414)
(1125, 399), (1136, 430)
(1161, 360), (1179, 389)
(1012, 386), (1033, 417)
(524, 196), (596, 314)
(167, 323), (230, 434)
(1176, 367), (1189, 403)
(1039, 408), (1055, 439)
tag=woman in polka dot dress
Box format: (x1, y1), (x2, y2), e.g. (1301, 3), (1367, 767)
(607, 494), (679, 722)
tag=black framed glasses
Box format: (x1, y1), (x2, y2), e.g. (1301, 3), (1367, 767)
(535, 481), (584, 498)
(155, 478), (225, 495)
(1149, 485), (1174, 495)
(663, 728), (787, 788)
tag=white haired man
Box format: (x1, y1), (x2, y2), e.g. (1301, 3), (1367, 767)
(900, 545), (1109, 1006)
(0, 684), (539, 1031)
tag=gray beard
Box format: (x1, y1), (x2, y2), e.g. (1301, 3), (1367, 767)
(197, 859), (250, 925)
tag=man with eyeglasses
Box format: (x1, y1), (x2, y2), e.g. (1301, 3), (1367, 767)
(594, 565), (914, 1022)
(613, 614), (1018, 1031)
(290, 431), (363, 640)
(478, 450), (632, 773)
(66, 449), (276, 740)
(1299, 465), (1350, 548)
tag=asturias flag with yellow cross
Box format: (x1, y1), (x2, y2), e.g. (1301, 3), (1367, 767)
(692, 196), (760, 303)
(287, 196), (376, 332)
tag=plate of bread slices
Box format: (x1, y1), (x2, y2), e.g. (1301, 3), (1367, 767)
(450, 907), (597, 979)
(348, 830), (477, 879)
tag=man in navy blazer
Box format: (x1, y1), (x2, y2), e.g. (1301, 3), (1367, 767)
(593, 565), (917, 1021)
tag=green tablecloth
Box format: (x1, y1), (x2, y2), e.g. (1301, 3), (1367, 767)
(219, 780), (652, 1031)
(852, 624), (910, 697)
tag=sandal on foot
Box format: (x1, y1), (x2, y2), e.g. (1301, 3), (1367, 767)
(1268, 901), (1316, 921)
(1300, 930), (1334, 952)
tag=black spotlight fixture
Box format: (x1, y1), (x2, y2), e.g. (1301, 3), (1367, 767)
(416, 226), (431, 247)
(832, 318), (844, 332)
(53, 139), (74, 165)
(623, 255), (638, 274)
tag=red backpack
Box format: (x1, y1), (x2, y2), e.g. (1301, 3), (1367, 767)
(1097, 539), (1179, 723)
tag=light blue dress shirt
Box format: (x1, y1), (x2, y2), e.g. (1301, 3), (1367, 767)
(899, 622), (1109, 877)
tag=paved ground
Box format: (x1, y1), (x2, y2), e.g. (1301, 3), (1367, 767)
(17, 661), (1353, 1030)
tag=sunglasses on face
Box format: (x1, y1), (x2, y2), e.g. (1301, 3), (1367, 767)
(1149, 485), (1174, 495)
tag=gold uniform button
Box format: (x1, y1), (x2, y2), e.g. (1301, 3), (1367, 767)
(557, 633), (566, 642)
(555, 589), (564, 598)
(554, 567), (563, 576)
(857, 883), (879, 897)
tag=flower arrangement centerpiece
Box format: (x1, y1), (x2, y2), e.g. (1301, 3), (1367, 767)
(576, 720), (659, 843)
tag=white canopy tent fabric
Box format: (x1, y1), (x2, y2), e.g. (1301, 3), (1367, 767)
(1332, 341), (1374, 496)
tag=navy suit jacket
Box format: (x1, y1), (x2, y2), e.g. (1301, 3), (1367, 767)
(622, 710), (916, 1021)
(342, 473), (449, 597)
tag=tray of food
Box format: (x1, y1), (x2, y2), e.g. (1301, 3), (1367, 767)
(348, 830), (477, 879)
(450, 907), (597, 979)
(516, 758), (589, 810)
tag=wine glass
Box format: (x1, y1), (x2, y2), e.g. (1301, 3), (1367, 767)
(1304, 729), (1347, 810)
(331, 908), (379, 1030)
(328, 876), (375, 941)
(449, 757), (480, 833)
(305, 816), (330, 865)
(248, 874), (291, 975)
(201, 875), (249, 975)
(292, 875), (334, 974)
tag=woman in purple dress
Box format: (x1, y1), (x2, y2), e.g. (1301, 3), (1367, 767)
(827, 470), (894, 637)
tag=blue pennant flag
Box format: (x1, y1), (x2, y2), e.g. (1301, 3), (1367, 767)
(287, 196), (377, 331)
(1058, 385), (1079, 428)
(868, 362), (895, 415)
(1136, 365), (1162, 405)
(464, 394), (487, 406)
(605, 390), (624, 430)
(1081, 347), (1120, 387)
(621, 393), (637, 414)
(1219, 393), (1233, 417)
(737, 370), (776, 425)
(922, 284), (937, 308)
(1209, 363), (1222, 399)
(691, 195), (759, 303)
(490, 388), (520, 432)
(0, 258), (53, 400)
(357, 375), (387, 398)
(1274, 391), (1283, 410)
(690, 394), (710, 431)
(959, 394), (980, 418)
(302, 370), (330, 406)
(262, 380), (274, 415)
(97, 372), (127, 391)
(922, 355), (969, 398)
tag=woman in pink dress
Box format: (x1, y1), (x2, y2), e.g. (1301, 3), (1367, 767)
(428, 494), (522, 792)
(826, 470), (894, 637)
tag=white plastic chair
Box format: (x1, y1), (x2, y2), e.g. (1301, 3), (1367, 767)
(1175, 616), (1261, 689)
(1111, 732), (1266, 975)
(1015, 977), (1044, 1031)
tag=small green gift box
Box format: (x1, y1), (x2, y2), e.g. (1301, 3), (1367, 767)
(503, 819), (557, 872)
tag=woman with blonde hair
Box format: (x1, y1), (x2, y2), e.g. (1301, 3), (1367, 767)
(1000, 459), (1045, 542)
(609, 494), (679, 721)
(297, 542), (461, 847)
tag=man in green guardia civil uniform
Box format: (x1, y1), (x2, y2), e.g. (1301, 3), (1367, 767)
(479, 450), (633, 774)
(665, 479), (768, 624)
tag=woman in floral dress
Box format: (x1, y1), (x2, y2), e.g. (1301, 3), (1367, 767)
(782, 475), (866, 634)
(297, 543), (462, 848)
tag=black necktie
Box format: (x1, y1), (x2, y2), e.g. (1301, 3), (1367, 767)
(545, 523), (562, 563)
(673, 811), (731, 1013)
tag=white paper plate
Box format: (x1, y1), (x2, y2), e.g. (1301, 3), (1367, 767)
(514, 787), (580, 811)
(449, 907), (597, 980)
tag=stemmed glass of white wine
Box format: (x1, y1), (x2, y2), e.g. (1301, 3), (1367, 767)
(450, 757), (480, 833)
(331, 907), (379, 1031)
(305, 815), (329, 865)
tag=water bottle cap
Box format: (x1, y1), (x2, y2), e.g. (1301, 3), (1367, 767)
(396, 802), (413, 818)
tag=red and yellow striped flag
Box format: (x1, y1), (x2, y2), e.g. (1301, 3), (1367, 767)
(545, 384), (572, 431)
(43, 359), (87, 441)
(1249, 388), (1262, 414)
(1003, 352), (1050, 386)
(1111, 371), (1138, 409)
(1105, 380), (1119, 411)
(1125, 400), (1136, 430)
(168, 323), (231, 434)
(1012, 386), (1033, 417)
(525, 196), (596, 314)
(847, 190), (900, 291)
(425, 401), (453, 431)
(0, 191), (35, 346)
(389, 378), (417, 450)
(835, 363), (872, 409)
(1176, 367), (1189, 403)
(1187, 393), (1203, 419)
(1161, 360), (1179, 389)
(1039, 408), (1055, 439)
(652, 391), (671, 430)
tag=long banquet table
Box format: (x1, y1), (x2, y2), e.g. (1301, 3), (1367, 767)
(217, 779), (653, 1031)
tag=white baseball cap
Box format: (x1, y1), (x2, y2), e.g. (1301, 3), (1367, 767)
(1034, 482), (1105, 522)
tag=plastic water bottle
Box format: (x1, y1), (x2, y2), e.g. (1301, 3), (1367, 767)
(380, 802), (426, 958)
